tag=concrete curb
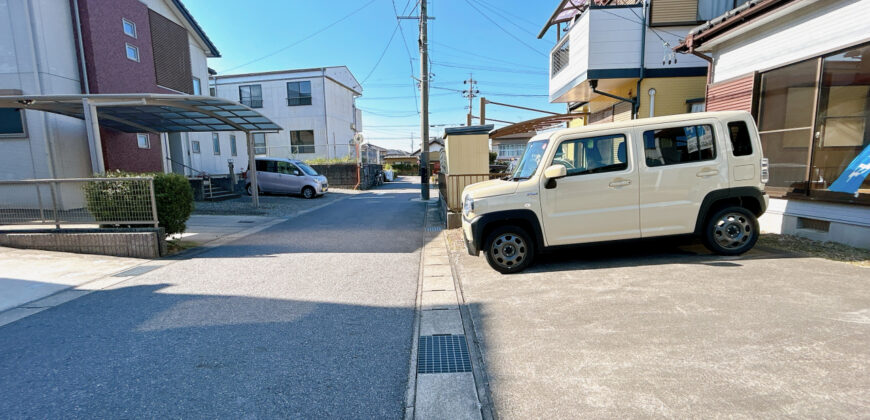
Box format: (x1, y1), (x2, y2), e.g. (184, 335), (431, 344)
(403, 200), (428, 420)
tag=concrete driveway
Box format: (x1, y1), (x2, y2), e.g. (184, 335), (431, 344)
(446, 233), (870, 418)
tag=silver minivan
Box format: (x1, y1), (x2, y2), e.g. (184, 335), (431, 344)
(245, 157), (328, 199)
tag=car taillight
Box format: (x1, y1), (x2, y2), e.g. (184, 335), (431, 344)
(760, 158), (769, 184)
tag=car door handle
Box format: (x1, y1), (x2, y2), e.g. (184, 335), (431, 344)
(609, 179), (631, 187)
(696, 169), (720, 177)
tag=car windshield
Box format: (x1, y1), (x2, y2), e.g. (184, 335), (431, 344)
(511, 140), (549, 180)
(297, 162), (319, 176)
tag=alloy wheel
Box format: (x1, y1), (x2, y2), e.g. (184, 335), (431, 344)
(489, 233), (527, 270)
(713, 212), (753, 250)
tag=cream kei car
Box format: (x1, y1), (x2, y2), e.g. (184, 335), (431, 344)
(462, 111), (769, 273)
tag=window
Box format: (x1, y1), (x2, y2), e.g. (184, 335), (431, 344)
(209, 86), (216, 97)
(644, 124), (716, 167)
(136, 133), (150, 149)
(212, 133), (221, 155)
(697, 0), (750, 22)
(192, 77), (201, 95)
(497, 143), (525, 158)
(727, 121), (753, 157)
(256, 159), (277, 172)
(230, 135), (237, 156)
(276, 161), (299, 175)
(0, 108), (26, 138)
(122, 18), (136, 38)
(239, 85), (263, 108)
(553, 134), (628, 176)
(191, 140), (201, 154)
(551, 36), (569, 78)
(287, 81), (312, 106)
(125, 43), (139, 62)
(253, 133), (266, 154)
(290, 130), (315, 154)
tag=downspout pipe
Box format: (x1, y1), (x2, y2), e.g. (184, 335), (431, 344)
(634, 0), (648, 119)
(72, 0), (89, 94)
(590, 80), (635, 106)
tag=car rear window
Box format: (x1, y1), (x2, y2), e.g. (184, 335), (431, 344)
(643, 124), (716, 167)
(727, 121), (754, 156)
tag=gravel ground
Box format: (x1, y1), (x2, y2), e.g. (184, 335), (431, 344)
(193, 188), (359, 217)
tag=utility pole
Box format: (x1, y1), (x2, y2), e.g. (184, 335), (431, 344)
(462, 74), (479, 126)
(419, 0), (430, 199)
(399, 1), (433, 199)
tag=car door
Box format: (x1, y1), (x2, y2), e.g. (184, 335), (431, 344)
(255, 159), (278, 193)
(540, 131), (640, 246)
(273, 161), (300, 193)
(638, 121), (730, 237)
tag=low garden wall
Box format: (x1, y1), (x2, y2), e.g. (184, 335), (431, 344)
(309, 164), (383, 190)
(0, 228), (166, 259)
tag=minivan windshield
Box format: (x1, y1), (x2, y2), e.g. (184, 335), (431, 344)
(297, 162), (319, 176)
(511, 140), (549, 180)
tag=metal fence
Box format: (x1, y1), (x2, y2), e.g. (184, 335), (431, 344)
(439, 173), (506, 212)
(0, 177), (158, 229)
(254, 144), (384, 164)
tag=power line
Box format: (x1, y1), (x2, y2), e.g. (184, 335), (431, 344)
(362, 23), (402, 83)
(392, 0), (420, 114)
(462, 0), (547, 57)
(219, 0), (377, 73)
(468, 0), (540, 39)
(431, 60), (548, 76)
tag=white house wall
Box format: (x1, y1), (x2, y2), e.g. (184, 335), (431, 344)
(711, 0), (870, 83)
(587, 8), (642, 70)
(549, 11), (589, 99)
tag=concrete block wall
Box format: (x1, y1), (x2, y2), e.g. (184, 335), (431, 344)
(0, 229), (165, 258)
(759, 198), (870, 250)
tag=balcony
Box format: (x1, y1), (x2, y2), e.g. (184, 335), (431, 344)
(546, 3), (706, 103)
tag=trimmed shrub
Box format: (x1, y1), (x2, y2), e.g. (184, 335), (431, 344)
(84, 171), (193, 236)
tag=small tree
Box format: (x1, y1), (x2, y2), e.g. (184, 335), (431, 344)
(153, 172), (194, 236)
(489, 151), (498, 164)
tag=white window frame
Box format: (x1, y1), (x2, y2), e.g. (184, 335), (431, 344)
(212, 133), (221, 155)
(136, 133), (150, 149)
(192, 140), (201, 154)
(192, 77), (201, 95)
(230, 134), (238, 156)
(125, 43), (140, 62)
(122, 18), (137, 38)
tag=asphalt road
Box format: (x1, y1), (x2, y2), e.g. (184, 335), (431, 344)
(0, 178), (425, 419)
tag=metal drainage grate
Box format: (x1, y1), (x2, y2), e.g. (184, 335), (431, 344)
(237, 220), (255, 224)
(417, 334), (472, 374)
(426, 226), (442, 232)
(113, 265), (160, 277)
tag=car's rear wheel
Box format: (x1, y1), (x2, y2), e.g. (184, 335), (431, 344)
(484, 225), (534, 274)
(246, 184), (262, 196)
(702, 206), (759, 255)
(302, 186), (316, 199)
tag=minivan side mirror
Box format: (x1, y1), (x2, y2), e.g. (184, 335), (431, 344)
(543, 164), (567, 179)
(293, 170), (300, 176)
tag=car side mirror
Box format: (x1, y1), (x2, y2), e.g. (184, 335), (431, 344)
(293, 170), (300, 176)
(544, 164), (567, 179)
(543, 164), (566, 189)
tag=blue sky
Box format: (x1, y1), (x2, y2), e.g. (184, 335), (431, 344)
(185, 0), (563, 152)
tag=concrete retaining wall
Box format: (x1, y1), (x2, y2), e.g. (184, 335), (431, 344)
(309, 164), (383, 189)
(0, 228), (166, 259)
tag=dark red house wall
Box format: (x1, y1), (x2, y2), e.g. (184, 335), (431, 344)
(75, 0), (180, 173)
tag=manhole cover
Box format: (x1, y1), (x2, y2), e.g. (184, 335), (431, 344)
(113, 265), (160, 277)
(417, 335), (472, 374)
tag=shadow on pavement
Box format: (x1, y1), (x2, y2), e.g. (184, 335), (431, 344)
(0, 283), (415, 418)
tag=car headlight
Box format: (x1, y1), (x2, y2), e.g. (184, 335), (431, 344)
(463, 195), (474, 215)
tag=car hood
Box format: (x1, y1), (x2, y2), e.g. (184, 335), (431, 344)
(463, 178), (518, 200)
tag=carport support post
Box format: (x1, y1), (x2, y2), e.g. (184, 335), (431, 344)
(246, 131), (259, 208)
(81, 98), (105, 174)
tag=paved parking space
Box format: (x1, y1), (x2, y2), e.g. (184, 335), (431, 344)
(446, 231), (870, 418)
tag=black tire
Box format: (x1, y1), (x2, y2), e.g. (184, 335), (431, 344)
(483, 225), (535, 274)
(702, 206), (759, 255)
(245, 184), (262, 196)
(302, 186), (316, 199)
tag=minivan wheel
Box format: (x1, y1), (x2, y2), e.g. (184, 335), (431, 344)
(302, 186), (316, 199)
(484, 225), (534, 274)
(703, 206), (759, 256)
(246, 184), (262, 196)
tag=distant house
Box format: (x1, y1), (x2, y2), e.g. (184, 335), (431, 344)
(491, 131), (535, 161)
(0, 0), (225, 179)
(411, 138), (444, 156)
(211, 67), (363, 162)
(674, 0), (870, 248)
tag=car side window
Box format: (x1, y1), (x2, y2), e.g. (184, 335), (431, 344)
(643, 124), (716, 167)
(553, 134), (628, 176)
(255, 160), (277, 173)
(727, 121), (753, 156)
(276, 161), (295, 175)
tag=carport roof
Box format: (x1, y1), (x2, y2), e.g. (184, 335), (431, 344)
(0, 94), (281, 133)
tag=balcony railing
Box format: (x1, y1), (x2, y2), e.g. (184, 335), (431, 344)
(551, 36), (570, 78)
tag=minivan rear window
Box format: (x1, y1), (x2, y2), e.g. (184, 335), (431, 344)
(727, 121), (753, 156)
(643, 124), (716, 167)
(256, 160), (277, 172)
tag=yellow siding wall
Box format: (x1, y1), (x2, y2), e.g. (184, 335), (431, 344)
(444, 133), (489, 174)
(568, 116), (586, 127)
(637, 76), (707, 118)
(651, 0), (698, 25)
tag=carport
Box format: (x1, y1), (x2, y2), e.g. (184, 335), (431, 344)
(0, 94), (281, 207)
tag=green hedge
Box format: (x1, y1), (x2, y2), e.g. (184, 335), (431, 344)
(388, 162), (419, 176)
(84, 171), (193, 236)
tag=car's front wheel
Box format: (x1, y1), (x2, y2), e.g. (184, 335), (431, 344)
(302, 186), (316, 199)
(484, 225), (534, 274)
(702, 206), (759, 255)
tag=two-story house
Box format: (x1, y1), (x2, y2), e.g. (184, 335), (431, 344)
(539, 0), (727, 124)
(211, 67), (362, 161)
(0, 0), (232, 180)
